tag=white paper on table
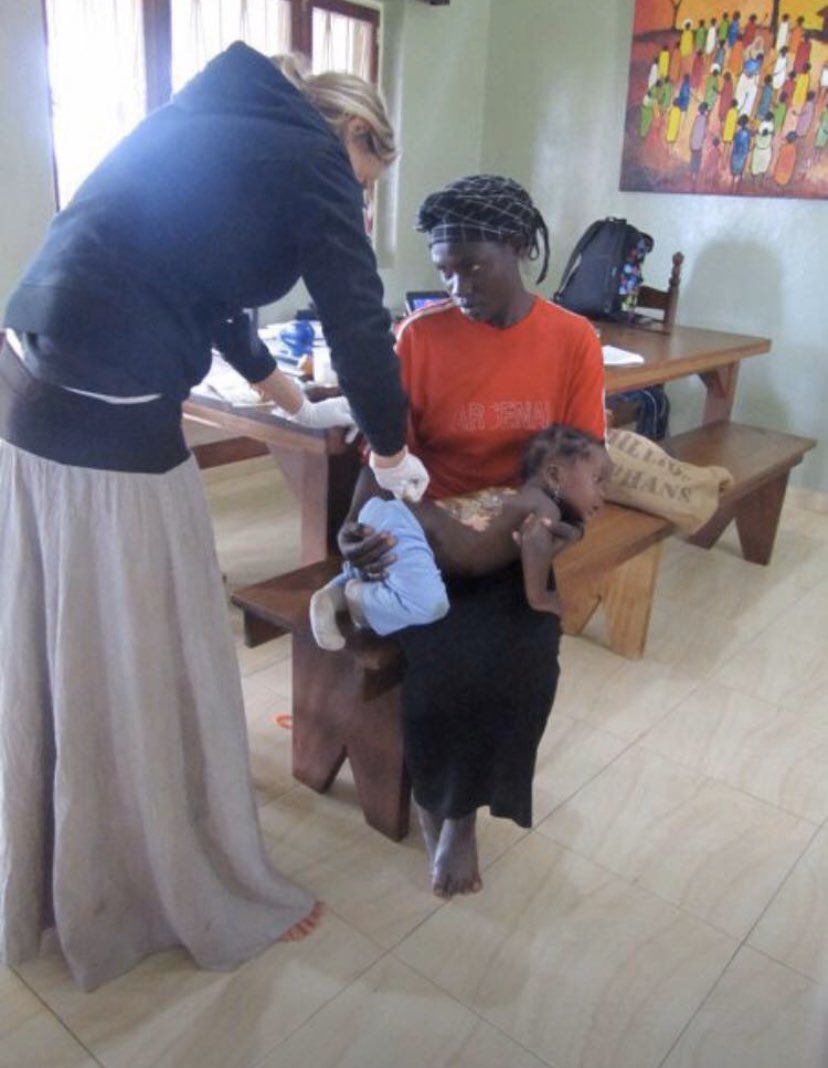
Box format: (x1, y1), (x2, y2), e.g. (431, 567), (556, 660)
(602, 344), (645, 366)
(191, 354), (270, 406)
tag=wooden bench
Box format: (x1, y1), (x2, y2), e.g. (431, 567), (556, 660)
(232, 558), (410, 840)
(231, 420), (815, 840)
(664, 421), (815, 565)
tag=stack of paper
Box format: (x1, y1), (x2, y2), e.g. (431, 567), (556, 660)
(602, 345), (644, 366)
(191, 354), (270, 406)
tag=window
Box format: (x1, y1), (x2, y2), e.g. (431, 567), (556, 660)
(44, 0), (381, 204)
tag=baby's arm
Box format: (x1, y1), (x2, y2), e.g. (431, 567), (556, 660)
(518, 515), (564, 614)
(513, 494), (584, 614)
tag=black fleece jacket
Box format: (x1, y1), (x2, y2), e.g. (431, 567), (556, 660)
(4, 42), (406, 455)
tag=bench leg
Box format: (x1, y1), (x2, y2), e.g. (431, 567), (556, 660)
(558, 544), (662, 659)
(601, 542), (664, 659)
(291, 636), (410, 840)
(558, 582), (602, 636)
(688, 472), (789, 566)
(734, 472), (789, 565)
(243, 613), (287, 648)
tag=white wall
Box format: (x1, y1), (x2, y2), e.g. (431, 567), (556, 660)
(0, 0), (56, 301)
(481, 0), (827, 492)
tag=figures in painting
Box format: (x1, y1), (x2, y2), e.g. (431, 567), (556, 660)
(621, 3), (828, 199)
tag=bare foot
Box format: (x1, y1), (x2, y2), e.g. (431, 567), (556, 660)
(278, 901), (325, 942)
(431, 814), (483, 898)
(415, 802), (444, 868)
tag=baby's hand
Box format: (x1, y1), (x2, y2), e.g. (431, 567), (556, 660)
(512, 514), (583, 551)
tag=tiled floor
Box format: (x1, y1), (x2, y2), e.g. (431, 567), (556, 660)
(4, 459), (828, 1068)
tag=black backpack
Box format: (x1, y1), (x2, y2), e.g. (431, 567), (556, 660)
(553, 218), (654, 321)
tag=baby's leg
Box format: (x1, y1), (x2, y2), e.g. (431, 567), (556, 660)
(354, 498), (450, 636)
(309, 574), (349, 650)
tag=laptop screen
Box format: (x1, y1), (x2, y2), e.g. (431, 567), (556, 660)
(404, 290), (449, 315)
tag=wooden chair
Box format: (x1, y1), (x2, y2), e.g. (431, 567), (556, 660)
(606, 251), (684, 432)
(634, 250), (684, 331)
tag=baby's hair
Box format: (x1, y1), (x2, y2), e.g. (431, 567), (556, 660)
(520, 424), (604, 482)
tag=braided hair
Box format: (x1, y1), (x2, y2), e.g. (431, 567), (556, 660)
(519, 424), (604, 483)
(415, 174), (550, 283)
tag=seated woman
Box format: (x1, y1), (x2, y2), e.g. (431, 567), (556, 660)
(339, 175), (606, 898)
(310, 423), (609, 647)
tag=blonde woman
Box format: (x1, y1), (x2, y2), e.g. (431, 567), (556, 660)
(0, 41), (425, 990)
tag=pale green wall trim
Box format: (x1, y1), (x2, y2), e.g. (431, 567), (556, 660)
(481, 0), (826, 491)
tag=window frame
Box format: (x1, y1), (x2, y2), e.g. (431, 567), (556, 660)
(143, 0), (380, 110)
(42, 0), (382, 207)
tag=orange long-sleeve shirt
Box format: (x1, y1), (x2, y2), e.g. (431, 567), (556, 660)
(395, 297), (606, 500)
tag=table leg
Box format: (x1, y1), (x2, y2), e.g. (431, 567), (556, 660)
(699, 363), (739, 424)
(268, 445), (361, 564)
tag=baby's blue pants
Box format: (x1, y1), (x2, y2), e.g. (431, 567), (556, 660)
(336, 497), (449, 636)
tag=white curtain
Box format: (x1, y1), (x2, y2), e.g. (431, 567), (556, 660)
(171, 0), (292, 91)
(311, 10), (372, 80)
(46, 0), (146, 204)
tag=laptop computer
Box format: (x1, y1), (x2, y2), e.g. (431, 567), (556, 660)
(404, 290), (449, 315)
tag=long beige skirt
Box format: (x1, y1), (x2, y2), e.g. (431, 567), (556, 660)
(0, 440), (315, 990)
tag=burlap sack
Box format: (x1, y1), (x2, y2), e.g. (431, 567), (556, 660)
(606, 428), (734, 533)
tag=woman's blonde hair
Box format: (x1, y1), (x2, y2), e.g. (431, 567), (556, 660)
(273, 53), (397, 164)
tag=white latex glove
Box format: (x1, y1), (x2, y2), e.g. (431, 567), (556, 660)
(369, 447), (430, 502)
(278, 395), (359, 441)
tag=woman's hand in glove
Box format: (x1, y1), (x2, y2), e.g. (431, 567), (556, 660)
(277, 395), (359, 440)
(369, 447), (429, 501)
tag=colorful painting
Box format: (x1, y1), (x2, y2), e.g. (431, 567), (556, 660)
(620, 1), (828, 198)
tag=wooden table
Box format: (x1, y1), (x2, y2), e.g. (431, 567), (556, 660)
(600, 322), (770, 424)
(185, 323), (771, 565)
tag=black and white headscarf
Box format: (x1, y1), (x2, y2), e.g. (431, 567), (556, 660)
(415, 174), (550, 283)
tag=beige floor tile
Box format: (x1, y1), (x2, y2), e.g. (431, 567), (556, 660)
(235, 629), (292, 679)
(643, 681), (828, 822)
(395, 834), (736, 1068)
(15, 915), (381, 1068)
(655, 543), (807, 629)
(638, 596), (751, 677)
(532, 714), (629, 821)
(762, 578), (828, 647)
(767, 527), (828, 590)
(711, 628), (827, 706)
(0, 967), (96, 1068)
(257, 955), (552, 1068)
(750, 825), (828, 985)
(294, 830), (444, 948)
(257, 782), (374, 876)
(661, 946), (828, 1068)
(781, 500), (828, 538)
(241, 674), (295, 804)
(562, 657), (701, 742)
(538, 745), (815, 939)
(554, 637), (626, 720)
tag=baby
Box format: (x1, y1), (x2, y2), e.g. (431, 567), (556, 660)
(310, 423), (609, 649)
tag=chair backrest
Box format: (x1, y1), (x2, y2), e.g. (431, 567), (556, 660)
(635, 251), (684, 331)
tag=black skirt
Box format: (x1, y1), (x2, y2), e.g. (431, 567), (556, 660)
(398, 562), (561, 828)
